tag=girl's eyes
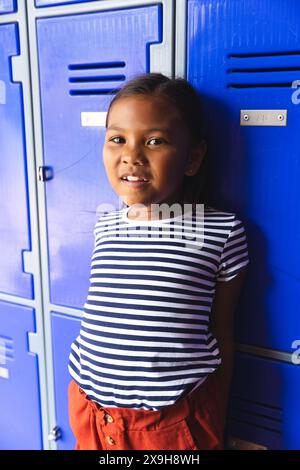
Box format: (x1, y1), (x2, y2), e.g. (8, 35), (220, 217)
(109, 136), (165, 145)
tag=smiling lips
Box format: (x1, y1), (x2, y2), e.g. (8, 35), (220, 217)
(121, 173), (149, 182)
(120, 173), (150, 186)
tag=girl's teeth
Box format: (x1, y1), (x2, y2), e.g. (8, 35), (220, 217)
(126, 176), (147, 181)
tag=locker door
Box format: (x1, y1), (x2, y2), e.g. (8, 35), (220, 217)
(186, 0), (300, 352)
(0, 23), (33, 299)
(30, 1), (169, 449)
(35, 0), (97, 6)
(51, 313), (81, 450)
(0, 8), (48, 449)
(0, 0), (16, 14)
(36, 4), (162, 310)
(183, 0), (300, 450)
(0, 301), (42, 449)
(228, 353), (300, 450)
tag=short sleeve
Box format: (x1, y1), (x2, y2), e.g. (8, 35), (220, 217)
(216, 216), (250, 282)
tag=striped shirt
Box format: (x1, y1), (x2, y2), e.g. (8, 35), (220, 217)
(68, 203), (250, 410)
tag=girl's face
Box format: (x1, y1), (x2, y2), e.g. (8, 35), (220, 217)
(103, 95), (194, 210)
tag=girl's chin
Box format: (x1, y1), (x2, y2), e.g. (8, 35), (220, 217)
(122, 198), (150, 207)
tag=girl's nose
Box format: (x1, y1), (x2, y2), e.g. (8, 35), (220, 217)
(121, 147), (146, 165)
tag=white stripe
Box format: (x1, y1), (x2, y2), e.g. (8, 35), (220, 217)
(69, 364), (218, 391)
(81, 320), (206, 339)
(91, 250), (218, 268)
(85, 295), (211, 313)
(90, 268), (215, 287)
(80, 329), (208, 347)
(88, 285), (214, 301)
(78, 345), (218, 368)
(82, 311), (208, 330)
(88, 277), (214, 294)
(78, 355), (219, 379)
(78, 335), (219, 358)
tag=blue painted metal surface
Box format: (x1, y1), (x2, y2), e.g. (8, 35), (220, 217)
(0, 300), (42, 449)
(35, 0), (97, 6)
(51, 312), (81, 450)
(36, 5), (162, 309)
(228, 353), (300, 450)
(0, 23), (33, 298)
(0, 0), (16, 14)
(187, 0), (300, 352)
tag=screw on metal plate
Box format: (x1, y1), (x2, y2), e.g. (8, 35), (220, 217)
(240, 109), (287, 126)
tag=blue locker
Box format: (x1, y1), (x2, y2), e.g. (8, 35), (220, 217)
(51, 313), (81, 450)
(228, 353), (300, 450)
(187, 0), (300, 352)
(0, 300), (42, 449)
(36, 5), (162, 309)
(35, 0), (97, 6)
(0, 23), (33, 299)
(0, 0), (16, 14)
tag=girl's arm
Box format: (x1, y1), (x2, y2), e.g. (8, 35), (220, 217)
(209, 265), (249, 431)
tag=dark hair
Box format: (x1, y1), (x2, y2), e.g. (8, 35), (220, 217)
(105, 72), (209, 205)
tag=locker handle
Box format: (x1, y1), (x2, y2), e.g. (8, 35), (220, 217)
(48, 426), (62, 442)
(38, 166), (54, 182)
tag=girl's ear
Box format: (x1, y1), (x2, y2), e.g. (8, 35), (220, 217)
(185, 140), (207, 176)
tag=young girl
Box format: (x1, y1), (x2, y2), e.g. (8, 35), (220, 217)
(67, 73), (250, 450)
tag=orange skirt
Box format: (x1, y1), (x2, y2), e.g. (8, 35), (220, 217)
(68, 373), (224, 451)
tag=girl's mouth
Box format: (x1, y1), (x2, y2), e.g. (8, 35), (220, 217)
(120, 176), (150, 187)
(121, 180), (150, 187)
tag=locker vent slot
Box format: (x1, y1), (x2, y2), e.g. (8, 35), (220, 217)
(227, 51), (300, 88)
(69, 75), (125, 83)
(68, 61), (126, 95)
(68, 61), (126, 70)
(229, 67), (300, 73)
(228, 83), (293, 89)
(229, 51), (300, 58)
(0, 335), (14, 362)
(70, 89), (122, 96)
(228, 396), (282, 434)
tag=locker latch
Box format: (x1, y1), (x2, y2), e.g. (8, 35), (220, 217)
(38, 166), (54, 182)
(48, 425), (62, 442)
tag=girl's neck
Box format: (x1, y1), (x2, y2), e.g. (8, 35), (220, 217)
(126, 198), (195, 222)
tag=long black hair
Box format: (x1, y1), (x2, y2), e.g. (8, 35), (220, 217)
(105, 72), (209, 206)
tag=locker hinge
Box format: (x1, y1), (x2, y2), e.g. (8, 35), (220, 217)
(48, 425), (62, 442)
(38, 166), (54, 182)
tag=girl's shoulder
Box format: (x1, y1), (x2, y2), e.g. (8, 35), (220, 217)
(95, 206), (123, 220)
(201, 203), (238, 220)
(93, 207), (124, 230)
(202, 204), (246, 233)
